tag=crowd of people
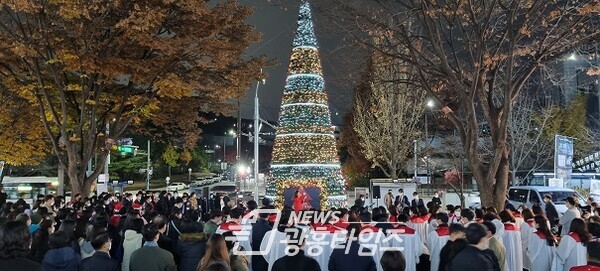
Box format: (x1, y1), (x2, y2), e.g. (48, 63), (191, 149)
(0, 187), (599, 271)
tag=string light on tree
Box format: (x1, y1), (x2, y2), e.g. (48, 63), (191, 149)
(266, 0), (347, 208)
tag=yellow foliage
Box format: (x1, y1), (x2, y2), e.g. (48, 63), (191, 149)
(0, 89), (47, 165)
(66, 84), (83, 92)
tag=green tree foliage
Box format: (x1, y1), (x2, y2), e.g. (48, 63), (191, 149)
(109, 154), (146, 182)
(544, 94), (595, 158)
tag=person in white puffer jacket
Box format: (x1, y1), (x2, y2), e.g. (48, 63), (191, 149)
(121, 219), (144, 271)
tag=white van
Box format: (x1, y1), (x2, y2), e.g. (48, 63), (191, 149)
(507, 186), (586, 215)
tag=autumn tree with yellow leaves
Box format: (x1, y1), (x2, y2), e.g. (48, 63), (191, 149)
(0, 87), (46, 168)
(0, 0), (266, 194)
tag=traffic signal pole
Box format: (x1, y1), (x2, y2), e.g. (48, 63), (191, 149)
(146, 140), (150, 190)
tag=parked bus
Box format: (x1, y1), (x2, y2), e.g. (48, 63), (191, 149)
(1, 176), (58, 204)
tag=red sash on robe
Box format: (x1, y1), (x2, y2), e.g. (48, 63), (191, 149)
(526, 219), (534, 227)
(333, 221), (349, 230)
(504, 223), (520, 231)
(569, 264), (600, 271)
(410, 217), (426, 223)
(569, 232), (582, 242)
(361, 224), (380, 233)
(312, 223), (340, 233)
(535, 231), (548, 239)
(219, 221), (242, 232)
(435, 225), (450, 236)
(311, 223), (323, 230)
(390, 224), (416, 234)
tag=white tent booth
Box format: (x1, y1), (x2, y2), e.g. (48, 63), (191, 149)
(367, 178), (418, 209)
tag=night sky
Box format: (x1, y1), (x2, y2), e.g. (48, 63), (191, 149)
(235, 0), (364, 126)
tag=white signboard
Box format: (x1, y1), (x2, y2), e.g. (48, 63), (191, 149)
(591, 179), (600, 194)
(549, 178), (564, 188)
(98, 174), (108, 184)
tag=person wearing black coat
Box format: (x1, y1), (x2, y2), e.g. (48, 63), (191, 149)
(0, 221), (43, 271)
(394, 189), (410, 209)
(272, 228), (320, 271)
(543, 194), (560, 228)
(329, 240), (376, 271)
(29, 219), (53, 263)
(79, 232), (119, 271)
(42, 231), (81, 271)
(448, 223), (500, 271)
(328, 224), (377, 271)
(252, 211), (273, 271)
(411, 192), (425, 208)
(438, 224), (468, 271)
(373, 207), (394, 233)
(174, 219), (207, 271)
(175, 232), (206, 271)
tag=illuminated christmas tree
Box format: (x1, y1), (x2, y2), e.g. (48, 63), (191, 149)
(266, 0), (347, 208)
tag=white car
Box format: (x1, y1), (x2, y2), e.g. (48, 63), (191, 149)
(507, 186), (586, 214)
(166, 182), (188, 191)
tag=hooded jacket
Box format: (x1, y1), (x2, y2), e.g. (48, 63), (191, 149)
(79, 238), (95, 259)
(42, 247), (81, 271)
(122, 229), (144, 271)
(175, 232), (207, 271)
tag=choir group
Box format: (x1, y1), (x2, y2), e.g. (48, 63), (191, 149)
(0, 188), (599, 271)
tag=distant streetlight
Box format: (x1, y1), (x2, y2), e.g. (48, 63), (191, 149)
(188, 168), (192, 182)
(426, 99), (435, 108)
(425, 99), (436, 142)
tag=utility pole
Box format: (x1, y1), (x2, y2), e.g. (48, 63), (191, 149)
(146, 140), (151, 190)
(413, 140), (418, 180)
(253, 73), (265, 203)
(237, 100), (241, 163)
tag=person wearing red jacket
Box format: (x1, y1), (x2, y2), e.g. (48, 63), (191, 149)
(570, 241), (600, 271)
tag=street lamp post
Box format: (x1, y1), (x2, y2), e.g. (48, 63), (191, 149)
(413, 140), (418, 180)
(188, 168), (192, 183)
(214, 144), (220, 162)
(425, 99), (435, 143)
(253, 74), (265, 203)
(166, 176), (171, 189)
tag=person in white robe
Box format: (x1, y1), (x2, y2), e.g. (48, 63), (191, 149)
(408, 207), (430, 246)
(427, 213), (451, 271)
(388, 214), (425, 271)
(526, 215), (556, 271)
(499, 210), (523, 271)
(520, 209), (536, 270)
(261, 227), (294, 271)
(449, 206), (461, 225)
(555, 218), (590, 271)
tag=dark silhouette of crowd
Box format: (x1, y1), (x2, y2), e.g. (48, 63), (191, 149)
(0, 187), (599, 271)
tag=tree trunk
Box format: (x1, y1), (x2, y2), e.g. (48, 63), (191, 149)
(65, 151), (107, 197)
(477, 148), (510, 211)
(390, 164), (397, 180)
